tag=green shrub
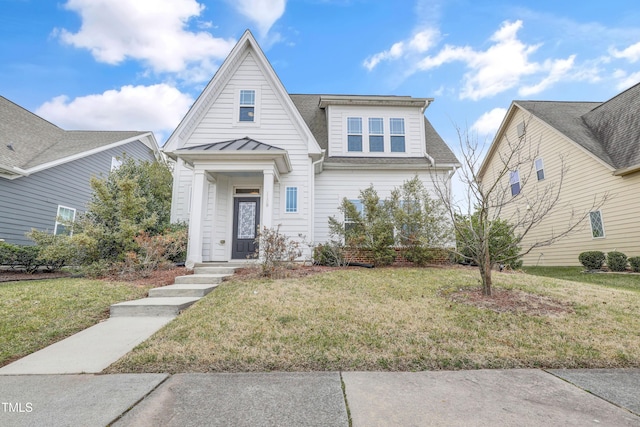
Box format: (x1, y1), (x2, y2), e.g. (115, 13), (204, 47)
(578, 251), (606, 270)
(0, 241), (41, 273)
(27, 230), (76, 272)
(629, 256), (640, 273)
(314, 241), (347, 267)
(255, 225), (303, 277)
(0, 242), (18, 266)
(607, 251), (628, 272)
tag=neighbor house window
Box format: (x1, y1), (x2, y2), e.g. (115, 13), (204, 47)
(535, 158), (545, 181)
(54, 205), (76, 236)
(347, 117), (363, 152)
(111, 156), (122, 171)
(390, 118), (405, 152)
(589, 210), (605, 238)
(510, 170), (521, 196)
(239, 90), (255, 122)
(285, 187), (298, 213)
(368, 118), (384, 152)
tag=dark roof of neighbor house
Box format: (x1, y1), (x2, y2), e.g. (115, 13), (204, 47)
(289, 94), (459, 166)
(515, 82), (640, 170)
(0, 96), (152, 172)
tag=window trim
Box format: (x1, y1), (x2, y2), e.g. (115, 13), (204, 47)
(54, 205), (76, 236)
(234, 88), (260, 126)
(390, 118), (406, 153)
(510, 170), (521, 196)
(368, 117), (384, 152)
(347, 117), (363, 152)
(535, 158), (545, 181)
(285, 186), (298, 213)
(589, 210), (606, 239)
(111, 156), (122, 171)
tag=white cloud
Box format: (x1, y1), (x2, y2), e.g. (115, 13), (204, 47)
(56, 0), (236, 80)
(232, 0), (287, 37)
(471, 108), (507, 136)
(364, 28), (439, 70)
(611, 41), (640, 63)
(613, 69), (640, 91)
(519, 55), (576, 96)
(35, 84), (194, 144)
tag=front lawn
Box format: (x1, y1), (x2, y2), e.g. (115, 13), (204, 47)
(0, 278), (152, 366)
(523, 266), (640, 292)
(107, 267), (640, 373)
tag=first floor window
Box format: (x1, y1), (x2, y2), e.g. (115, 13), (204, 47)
(54, 205), (76, 236)
(347, 117), (363, 152)
(589, 210), (605, 238)
(344, 199), (363, 237)
(390, 118), (405, 152)
(510, 170), (521, 196)
(535, 158), (545, 181)
(239, 89), (255, 122)
(285, 187), (298, 213)
(111, 156), (122, 171)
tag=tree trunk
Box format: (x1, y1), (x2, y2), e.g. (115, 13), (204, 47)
(481, 248), (492, 296)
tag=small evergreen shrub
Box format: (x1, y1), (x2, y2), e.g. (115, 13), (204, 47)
(314, 242), (346, 267)
(607, 251), (628, 272)
(578, 251), (605, 270)
(629, 256), (640, 273)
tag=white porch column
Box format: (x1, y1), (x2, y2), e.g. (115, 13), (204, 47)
(186, 169), (206, 269)
(262, 168), (274, 230)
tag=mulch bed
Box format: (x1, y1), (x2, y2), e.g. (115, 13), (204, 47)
(0, 270), (71, 283)
(449, 287), (574, 317)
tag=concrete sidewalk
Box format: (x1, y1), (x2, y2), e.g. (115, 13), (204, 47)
(1, 369), (638, 427)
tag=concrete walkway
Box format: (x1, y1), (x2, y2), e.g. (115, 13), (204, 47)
(0, 370), (639, 426)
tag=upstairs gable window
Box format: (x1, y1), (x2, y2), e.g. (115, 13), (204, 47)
(510, 170), (521, 196)
(368, 118), (384, 152)
(390, 118), (405, 152)
(239, 90), (255, 122)
(535, 158), (545, 181)
(347, 117), (363, 152)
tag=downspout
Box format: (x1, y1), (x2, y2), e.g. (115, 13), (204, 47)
(309, 150), (326, 251)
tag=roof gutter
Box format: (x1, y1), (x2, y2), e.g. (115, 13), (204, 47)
(613, 164), (640, 176)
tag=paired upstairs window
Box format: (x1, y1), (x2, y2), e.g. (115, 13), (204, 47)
(368, 118), (384, 152)
(510, 170), (521, 196)
(390, 118), (405, 152)
(347, 117), (363, 152)
(285, 187), (298, 213)
(239, 90), (255, 122)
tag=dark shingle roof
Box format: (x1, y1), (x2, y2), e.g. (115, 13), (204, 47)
(289, 93), (459, 165)
(515, 82), (640, 170)
(0, 96), (150, 172)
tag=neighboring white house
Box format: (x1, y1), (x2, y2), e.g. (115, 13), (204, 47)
(163, 30), (460, 267)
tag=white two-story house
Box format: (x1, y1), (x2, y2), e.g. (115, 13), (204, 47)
(163, 30), (459, 267)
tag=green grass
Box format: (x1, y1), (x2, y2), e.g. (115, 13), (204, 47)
(0, 278), (151, 366)
(106, 267), (640, 373)
(523, 266), (640, 292)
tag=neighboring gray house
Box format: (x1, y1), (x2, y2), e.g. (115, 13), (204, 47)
(0, 96), (162, 245)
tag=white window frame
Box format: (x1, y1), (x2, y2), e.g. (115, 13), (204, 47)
(234, 88), (260, 126)
(54, 205), (76, 236)
(589, 210), (605, 239)
(510, 170), (521, 196)
(285, 186), (298, 213)
(390, 118), (406, 153)
(535, 158), (545, 181)
(368, 117), (384, 152)
(347, 117), (363, 152)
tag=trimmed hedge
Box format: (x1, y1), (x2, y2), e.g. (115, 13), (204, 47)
(629, 256), (640, 273)
(607, 251), (628, 272)
(578, 251), (606, 270)
(0, 242), (41, 273)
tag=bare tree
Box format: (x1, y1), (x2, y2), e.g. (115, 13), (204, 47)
(433, 122), (607, 296)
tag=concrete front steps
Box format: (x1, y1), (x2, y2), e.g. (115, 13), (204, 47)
(110, 264), (241, 317)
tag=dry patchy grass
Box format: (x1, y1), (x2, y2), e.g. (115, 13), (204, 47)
(107, 268), (640, 373)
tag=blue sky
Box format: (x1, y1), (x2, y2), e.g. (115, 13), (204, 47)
(2, 0), (640, 156)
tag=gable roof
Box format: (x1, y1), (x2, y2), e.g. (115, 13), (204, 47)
(482, 81), (640, 177)
(163, 30), (322, 158)
(0, 96), (160, 179)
